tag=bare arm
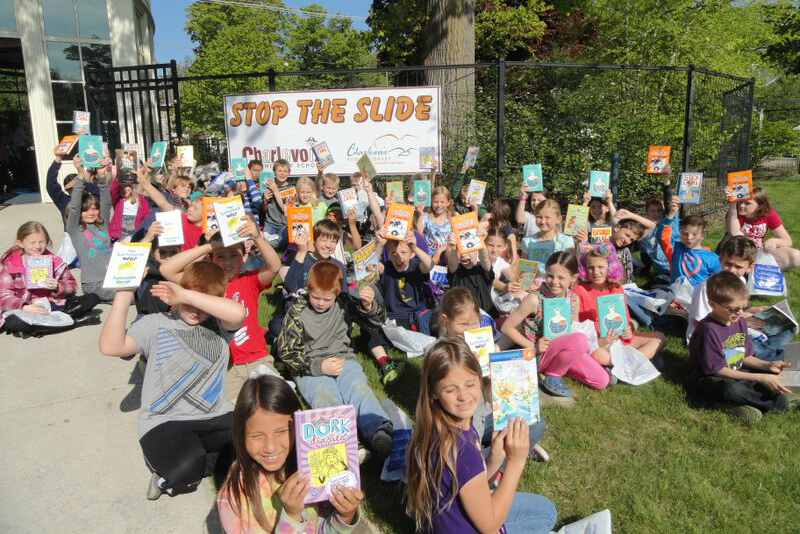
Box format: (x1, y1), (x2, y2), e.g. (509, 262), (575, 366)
(346, 209), (362, 250)
(500, 293), (538, 349)
(159, 243), (213, 283)
(410, 235), (434, 274)
(767, 224), (793, 248)
(152, 280), (246, 331)
(446, 233), (460, 274)
(238, 217), (281, 286)
(137, 165), (175, 213)
(615, 209), (656, 230)
(99, 290), (140, 357)
(515, 185), (529, 225)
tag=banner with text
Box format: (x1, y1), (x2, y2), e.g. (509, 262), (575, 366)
(223, 87), (441, 176)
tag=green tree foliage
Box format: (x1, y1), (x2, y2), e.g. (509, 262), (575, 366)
(764, 4), (800, 74)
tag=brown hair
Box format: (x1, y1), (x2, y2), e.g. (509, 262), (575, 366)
(680, 214), (706, 232)
(80, 193), (104, 229)
(321, 173), (339, 187)
(440, 287), (480, 336)
(273, 158), (290, 172)
(313, 218), (341, 243)
(489, 198), (514, 228)
(306, 260), (342, 294)
(615, 218), (647, 240)
(168, 174), (192, 191)
(750, 187), (772, 219)
(706, 270), (748, 306)
(179, 261), (226, 297)
(645, 197), (664, 211)
(719, 235), (757, 265)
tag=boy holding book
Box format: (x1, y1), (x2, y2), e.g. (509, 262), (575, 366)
(136, 167), (204, 250)
(687, 271), (795, 423)
(261, 159), (293, 249)
(319, 172), (340, 207)
(446, 228), (496, 317)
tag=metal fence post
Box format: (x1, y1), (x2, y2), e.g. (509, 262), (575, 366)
(170, 60), (183, 140)
(742, 77), (756, 168)
(681, 64), (694, 174)
(268, 69), (276, 92)
(496, 60), (506, 197)
(610, 152), (619, 200)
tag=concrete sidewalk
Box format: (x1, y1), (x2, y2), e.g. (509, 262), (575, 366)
(0, 202), (222, 533)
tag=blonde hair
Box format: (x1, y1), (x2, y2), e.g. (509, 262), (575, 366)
(2, 221), (52, 263)
(295, 177), (321, 207)
(430, 186), (454, 216)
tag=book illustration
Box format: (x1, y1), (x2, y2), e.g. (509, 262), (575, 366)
(466, 179), (487, 206)
(589, 170), (610, 198)
(522, 164), (543, 192)
(155, 210), (184, 247)
(338, 187), (359, 216)
(463, 326), (493, 375)
(451, 211), (482, 255)
(524, 239), (555, 266)
(646, 145), (671, 174)
(678, 172), (703, 204)
(176, 145), (194, 170)
(231, 157), (248, 181)
(295, 405), (360, 504)
(287, 205), (314, 244)
(752, 263), (784, 294)
(727, 170), (753, 202)
(353, 240), (379, 291)
(201, 196), (219, 234)
(543, 297), (571, 339)
(384, 203), (415, 241)
(258, 170), (276, 194)
(213, 196), (248, 247)
(312, 141), (335, 168)
(563, 204), (590, 236)
(356, 153), (378, 181)
(150, 141), (168, 168)
(385, 181), (404, 203)
(554, 509), (612, 534)
(72, 111), (90, 135)
(419, 146), (436, 170)
(280, 186), (298, 206)
(115, 148), (138, 180)
(516, 259), (541, 291)
(460, 146), (480, 174)
(753, 300), (797, 337)
(78, 135), (103, 168)
(54, 135), (79, 157)
(489, 349), (540, 431)
(24, 255), (53, 289)
(597, 294), (627, 338)
(413, 180), (431, 207)
(590, 226), (613, 244)
(102, 242), (151, 289)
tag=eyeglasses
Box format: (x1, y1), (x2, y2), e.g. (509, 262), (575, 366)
(714, 302), (749, 314)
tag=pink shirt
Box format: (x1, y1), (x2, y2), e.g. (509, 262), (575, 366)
(737, 210), (782, 249)
(573, 282), (632, 345)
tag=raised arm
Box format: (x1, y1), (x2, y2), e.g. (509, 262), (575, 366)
(446, 233), (460, 274)
(137, 164), (175, 213)
(615, 208), (656, 230)
(97, 160), (113, 222)
(237, 217), (281, 286)
(515, 185), (529, 225)
(151, 280), (246, 331)
(605, 190), (617, 223)
(364, 181), (384, 227)
(408, 233), (433, 274)
(65, 167), (86, 234)
(99, 290), (140, 357)
(159, 242), (213, 283)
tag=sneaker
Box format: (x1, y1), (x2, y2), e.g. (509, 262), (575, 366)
(541, 375), (573, 398)
(604, 366), (618, 387)
(539, 390), (577, 408)
(146, 473), (164, 501)
(530, 443), (550, 463)
(380, 360), (405, 386)
(370, 428), (394, 457)
(714, 403), (763, 423)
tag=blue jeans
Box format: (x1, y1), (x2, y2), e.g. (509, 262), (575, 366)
(295, 360), (390, 441)
(262, 224), (288, 250)
(504, 492), (557, 534)
(752, 329), (793, 362)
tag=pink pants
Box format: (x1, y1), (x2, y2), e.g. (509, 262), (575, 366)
(539, 332), (610, 389)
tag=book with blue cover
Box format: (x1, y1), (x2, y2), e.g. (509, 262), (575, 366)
(258, 170), (275, 194)
(150, 141), (168, 169)
(543, 297), (571, 339)
(524, 239), (555, 266)
(597, 294), (627, 338)
(489, 349), (540, 431)
(231, 158), (248, 181)
(413, 180), (431, 207)
(589, 170), (610, 198)
(678, 172), (703, 204)
(78, 135), (103, 168)
(522, 164), (543, 192)
(460, 146), (480, 174)
(312, 141), (335, 168)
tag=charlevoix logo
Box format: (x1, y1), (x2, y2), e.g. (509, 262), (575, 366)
(239, 134), (422, 165)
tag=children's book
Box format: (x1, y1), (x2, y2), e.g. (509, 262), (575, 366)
(213, 196), (248, 247)
(542, 297), (571, 339)
(150, 141), (167, 169)
(727, 170), (753, 202)
(287, 205), (314, 244)
(563, 204), (590, 236)
(753, 299), (797, 338)
(780, 343), (800, 390)
(460, 146), (480, 174)
(489, 349), (540, 431)
(522, 164), (543, 192)
(258, 170), (276, 194)
(524, 239), (555, 265)
(466, 179), (487, 206)
(678, 172), (703, 204)
(356, 153), (378, 181)
(385, 181), (404, 203)
(516, 259), (541, 291)
(115, 149), (137, 179)
(312, 141), (334, 168)
(201, 196), (219, 234)
(338, 187), (359, 217)
(78, 135), (103, 168)
(597, 294), (627, 338)
(463, 326), (493, 375)
(451, 212), (482, 255)
(102, 242), (151, 289)
(591, 226), (613, 244)
(419, 146), (436, 170)
(24, 255), (53, 289)
(155, 210), (184, 247)
(176, 145), (194, 170)
(589, 170), (610, 198)
(280, 186), (298, 207)
(295, 405), (360, 504)
(72, 111), (90, 135)
(231, 157), (247, 181)
(646, 145), (670, 174)
(554, 509), (612, 534)
(384, 203), (415, 241)
(353, 240), (379, 291)
(413, 180), (431, 207)
(54, 135), (79, 157)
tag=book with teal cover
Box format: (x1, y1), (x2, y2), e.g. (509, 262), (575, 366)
(589, 170), (610, 198)
(522, 164), (543, 192)
(524, 239), (555, 266)
(542, 297), (571, 339)
(78, 135), (103, 168)
(150, 141), (168, 168)
(231, 158), (247, 181)
(413, 180), (431, 207)
(258, 170), (275, 194)
(489, 349), (540, 431)
(597, 294), (627, 338)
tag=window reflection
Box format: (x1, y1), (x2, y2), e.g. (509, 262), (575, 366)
(47, 42), (82, 82)
(81, 44), (112, 71)
(0, 0), (15, 32)
(52, 83), (86, 121)
(43, 0), (77, 38)
(77, 0), (110, 39)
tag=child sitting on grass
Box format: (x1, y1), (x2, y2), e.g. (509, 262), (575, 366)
(282, 219), (348, 294)
(295, 176), (328, 224)
(416, 185), (454, 256)
(447, 227), (497, 318)
(520, 199), (574, 263)
(687, 271), (796, 423)
(136, 165), (204, 251)
(657, 195), (721, 286)
(261, 159), (294, 249)
(276, 261), (394, 457)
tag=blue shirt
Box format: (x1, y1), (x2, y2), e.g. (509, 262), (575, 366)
(656, 215), (721, 286)
(639, 228), (671, 275)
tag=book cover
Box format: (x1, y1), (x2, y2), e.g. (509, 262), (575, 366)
(466, 179), (487, 206)
(176, 145), (194, 170)
(451, 211), (482, 255)
(646, 145), (670, 174)
(463, 326), (493, 375)
(727, 170), (753, 202)
(213, 196), (248, 247)
(150, 141), (168, 169)
(460, 146), (480, 174)
(294, 405), (360, 504)
(489, 349), (540, 431)
(312, 141), (335, 168)
(678, 172), (703, 204)
(78, 135), (103, 168)
(338, 187), (359, 216)
(522, 164), (543, 192)
(525, 240), (555, 265)
(287, 205), (314, 244)
(54, 135), (79, 157)
(589, 170), (610, 198)
(413, 180), (431, 207)
(419, 146), (436, 170)
(542, 297), (571, 339)
(356, 153), (378, 181)
(102, 242), (151, 289)
(751, 262), (784, 294)
(597, 294), (627, 338)
(258, 170), (275, 194)
(24, 255), (53, 289)
(563, 204), (590, 236)
(155, 209), (185, 247)
(231, 157), (248, 181)
(353, 240), (379, 291)
(384, 203), (415, 241)
(280, 186), (298, 207)
(72, 111), (90, 135)
(516, 259), (541, 291)
(385, 181), (404, 204)
(201, 196), (219, 234)
(780, 343), (800, 390)
(754, 299), (797, 337)
(590, 226), (613, 244)
(115, 148), (137, 180)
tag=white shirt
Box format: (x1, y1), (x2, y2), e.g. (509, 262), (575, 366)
(522, 211), (539, 237)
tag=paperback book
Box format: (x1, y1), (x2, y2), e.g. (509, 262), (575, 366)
(524, 239), (555, 265)
(279, 186), (298, 207)
(356, 153), (378, 181)
(646, 145), (670, 174)
(102, 242), (151, 289)
(115, 147), (138, 180)
(419, 146), (436, 170)
(384, 203), (415, 241)
(78, 135), (103, 168)
(176, 145), (194, 170)
(678, 172), (703, 204)
(353, 240), (379, 291)
(589, 170), (610, 198)
(338, 187), (359, 217)
(231, 157), (248, 181)
(563, 204), (590, 236)
(727, 170), (753, 202)
(591, 226), (613, 244)
(522, 164), (543, 192)
(24, 255), (53, 289)
(466, 179), (487, 206)
(258, 170), (275, 194)
(489, 349), (540, 431)
(597, 294), (627, 338)
(201, 196), (219, 234)
(780, 343), (800, 390)
(460, 146), (480, 174)
(753, 299), (797, 337)
(213, 196), (248, 247)
(385, 181), (404, 203)
(150, 141), (168, 169)
(54, 135), (79, 157)
(312, 141), (335, 168)
(413, 180), (431, 207)
(72, 111), (90, 135)
(287, 205), (314, 244)
(451, 211), (482, 255)
(463, 326), (493, 375)
(542, 297), (571, 339)
(294, 405), (360, 504)
(516, 259), (542, 291)
(155, 210), (184, 247)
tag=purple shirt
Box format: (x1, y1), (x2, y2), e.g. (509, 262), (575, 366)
(687, 315), (752, 380)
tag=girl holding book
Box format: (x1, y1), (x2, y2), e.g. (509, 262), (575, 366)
(582, 190), (617, 229)
(515, 184), (551, 237)
(485, 227), (523, 314)
(217, 375), (366, 533)
(500, 251), (611, 398)
(405, 337), (556, 534)
(295, 177), (328, 224)
(109, 181), (150, 242)
(520, 199), (574, 261)
(416, 186), (454, 255)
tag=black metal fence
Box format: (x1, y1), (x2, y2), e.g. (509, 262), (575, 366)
(85, 60), (754, 215)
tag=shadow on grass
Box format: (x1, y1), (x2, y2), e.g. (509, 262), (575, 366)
(360, 458), (414, 533)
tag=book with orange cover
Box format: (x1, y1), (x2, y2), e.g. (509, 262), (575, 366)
(54, 135), (79, 157)
(451, 211), (482, 255)
(280, 187), (298, 207)
(646, 145), (670, 174)
(727, 170), (753, 202)
(287, 205), (314, 244)
(201, 196), (219, 234)
(384, 203), (415, 241)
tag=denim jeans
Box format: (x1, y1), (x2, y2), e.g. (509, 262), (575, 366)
(752, 329), (794, 362)
(294, 360), (390, 441)
(504, 492), (558, 534)
(262, 224), (287, 250)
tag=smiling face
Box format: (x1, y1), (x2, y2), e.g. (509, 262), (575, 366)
(612, 226), (638, 248)
(443, 308), (480, 339)
(171, 180), (191, 199)
(314, 234), (338, 259)
(588, 198), (606, 221)
(433, 364), (482, 427)
(308, 288), (337, 313)
(245, 408), (293, 473)
(736, 198), (759, 219)
(297, 183), (313, 204)
(431, 192), (449, 216)
(459, 252), (477, 268)
(274, 164), (290, 184)
(81, 201), (101, 225)
(534, 206), (561, 233)
(584, 254), (609, 289)
(210, 245), (245, 282)
(388, 240), (413, 270)
(17, 231), (49, 256)
(680, 223), (704, 249)
(484, 235), (507, 263)
(545, 262), (576, 297)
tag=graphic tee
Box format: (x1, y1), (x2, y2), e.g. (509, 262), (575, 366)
(687, 315), (752, 380)
(225, 271), (270, 365)
(737, 210), (782, 249)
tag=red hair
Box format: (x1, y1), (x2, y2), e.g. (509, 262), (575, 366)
(306, 261), (342, 294)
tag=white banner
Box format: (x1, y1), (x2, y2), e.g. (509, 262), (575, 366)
(223, 87), (441, 176)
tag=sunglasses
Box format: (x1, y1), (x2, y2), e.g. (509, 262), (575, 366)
(714, 301), (749, 314)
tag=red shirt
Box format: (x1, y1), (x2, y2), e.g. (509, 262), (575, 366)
(737, 210), (782, 249)
(226, 271), (270, 365)
(180, 214), (203, 251)
(573, 282), (632, 345)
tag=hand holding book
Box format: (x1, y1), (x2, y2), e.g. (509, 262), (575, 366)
(278, 471), (310, 522)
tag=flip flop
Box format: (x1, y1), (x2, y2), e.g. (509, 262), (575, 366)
(541, 375), (573, 398)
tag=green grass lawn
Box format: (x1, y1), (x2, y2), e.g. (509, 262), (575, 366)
(259, 175), (800, 533)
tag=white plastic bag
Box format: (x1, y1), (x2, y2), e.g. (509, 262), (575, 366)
(56, 231), (77, 266)
(553, 509), (612, 534)
(748, 250), (787, 297)
(572, 320), (599, 352)
(380, 398), (412, 482)
(2, 309), (74, 328)
(609, 341), (660, 385)
(623, 283), (674, 316)
(382, 320), (436, 358)
(668, 277), (694, 309)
